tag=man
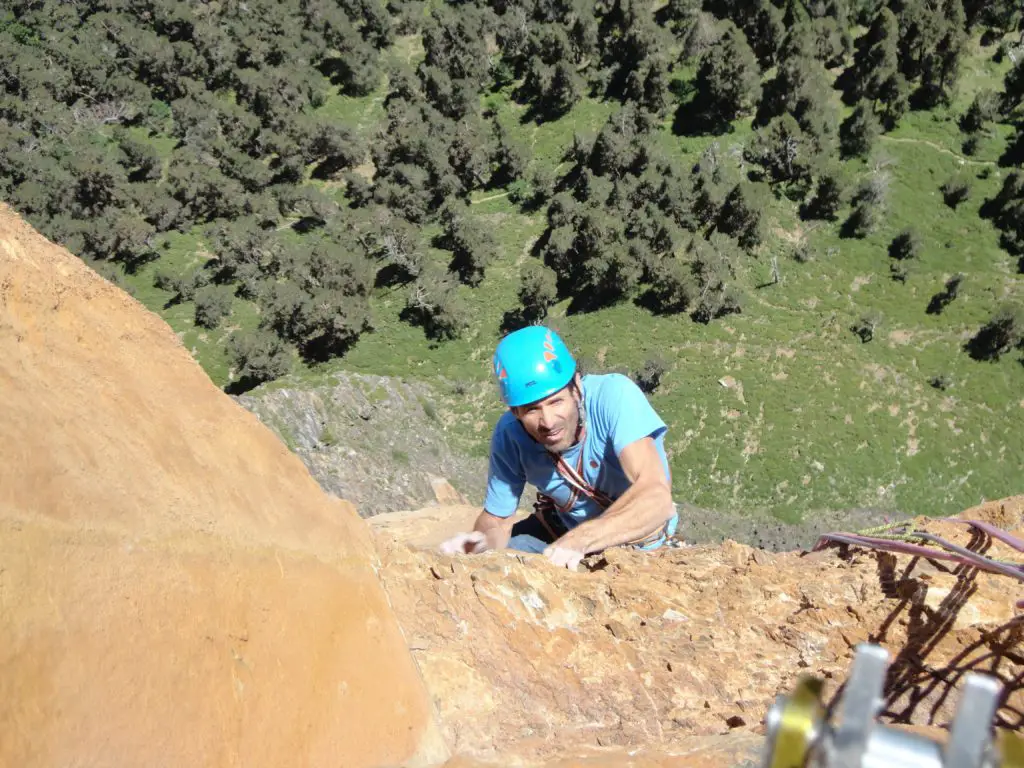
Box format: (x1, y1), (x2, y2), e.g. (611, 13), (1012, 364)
(441, 325), (678, 569)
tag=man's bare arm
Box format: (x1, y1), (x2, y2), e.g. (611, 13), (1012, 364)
(473, 509), (517, 550)
(550, 437), (674, 555)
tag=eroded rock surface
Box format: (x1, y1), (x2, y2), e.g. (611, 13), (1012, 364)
(0, 204), (447, 768)
(374, 498), (1024, 764)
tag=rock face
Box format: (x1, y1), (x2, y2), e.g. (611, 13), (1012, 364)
(373, 498), (1024, 765)
(0, 205), (447, 768)
(236, 376), (486, 516)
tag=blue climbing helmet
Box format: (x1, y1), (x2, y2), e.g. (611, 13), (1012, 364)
(493, 326), (577, 407)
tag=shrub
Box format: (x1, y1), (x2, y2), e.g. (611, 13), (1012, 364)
(941, 176), (971, 209)
(228, 329), (292, 385)
(193, 285), (233, 329)
(889, 230), (920, 260)
(965, 304), (1024, 360)
(850, 312), (881, 343)
(633, 357), (668, 394)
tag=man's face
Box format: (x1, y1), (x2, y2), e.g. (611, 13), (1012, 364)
(513, 382), (580, 454)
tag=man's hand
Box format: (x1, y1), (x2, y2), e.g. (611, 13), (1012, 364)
(439, 531), (490, 555)
(543, 542), (585, 570)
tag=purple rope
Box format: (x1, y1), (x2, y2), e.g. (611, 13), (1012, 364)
(942, 518), (1024, 554)
(909, 531), (1024, 581)
(812, 532), (1024, 583)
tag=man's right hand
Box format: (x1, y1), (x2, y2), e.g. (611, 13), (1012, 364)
(439, 531), (490, 555)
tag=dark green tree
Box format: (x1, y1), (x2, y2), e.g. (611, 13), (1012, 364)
(801, 165), (849, 220)
(646, 254), (693, 314)
(746, 115), (816, 186)
(846, 8), (909, 128)
(688, 22), (762, 130)
(963, 0), (1019, 33)
(440, 204), (497, 287)
(687, 234), (742, 323)
(517, 260), (559, 321)
(927, 273), (964, 314)
(403, 266), (469, 341)
(961, 89), (999, 133)
(840, 101), (882, 158)
(889, 229), (921, 260)
(228, 329), (293, 386)
(965, 303), (1024, 361)
(843, 172), (889, 237)
(419, 4), (493, 119)
(1001, 61), (1024, 117)
(756, 24), (838, 155)
(717, 181), (769, 250)
(491, 122), (531, 188)
(116, 134), (162, 182)
(259, 239), (374, 360)
(702, 0), (785, 66)
(981, 171), (1024, 255)
(941, 174), (972, 209)
(193, 285), (234, 329)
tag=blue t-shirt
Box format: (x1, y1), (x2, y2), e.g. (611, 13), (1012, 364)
(484, 373), (674, 532)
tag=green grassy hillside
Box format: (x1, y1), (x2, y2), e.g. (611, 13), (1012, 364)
(4, 1), (1021, 522)
(111, 37), (1022, 521)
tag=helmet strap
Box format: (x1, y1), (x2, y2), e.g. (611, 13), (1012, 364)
(569, 376), (586, 445)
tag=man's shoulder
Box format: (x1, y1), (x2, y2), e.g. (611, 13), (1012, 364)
(491, 409), (524, 446)
(583, 372), (642, 401)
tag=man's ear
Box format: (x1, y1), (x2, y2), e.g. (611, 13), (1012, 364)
(569, 373), (584, 402)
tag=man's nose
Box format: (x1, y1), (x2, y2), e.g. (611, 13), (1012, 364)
(538, 406), (554, 429)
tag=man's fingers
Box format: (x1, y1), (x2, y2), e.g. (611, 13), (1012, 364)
(439, 535), (465, 555)
(543, 545), (584, 570)
(440, 531), (490, 555)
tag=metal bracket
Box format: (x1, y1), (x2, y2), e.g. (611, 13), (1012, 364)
(762, 643), (1019, 768)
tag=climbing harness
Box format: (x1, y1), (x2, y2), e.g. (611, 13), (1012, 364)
(523, 382), (673, 550)
(762, 643), (1024, 768)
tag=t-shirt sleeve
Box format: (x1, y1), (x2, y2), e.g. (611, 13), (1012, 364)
(483, 417), (526, 518)
(597, 373), (668, 457)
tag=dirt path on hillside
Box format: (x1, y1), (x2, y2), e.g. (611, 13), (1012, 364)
(879, 135), (997, 166)
(471, 191), (510, 204)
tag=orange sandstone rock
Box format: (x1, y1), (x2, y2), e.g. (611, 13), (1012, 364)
(0, 204), (447, 768)
(373, 503), (1024, 764)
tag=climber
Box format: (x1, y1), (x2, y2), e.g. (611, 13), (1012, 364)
(440, 325), (679, 570)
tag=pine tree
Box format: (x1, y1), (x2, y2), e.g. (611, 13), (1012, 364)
(915, 0), (967, 107)
(691, 22), (762, 129)
(1002, 61), (1024, 117)
(746, 114), (816, 185)
(848, 8), (909, 127)
(440, 203), (497, 287)
(517, 261), (559, 321)
(757, 24), (839, 156)
(703, 0), (785, 66)
(840, 101), (882, 157)
(717, 181), (769, 250)
(801, 165), (849, 220)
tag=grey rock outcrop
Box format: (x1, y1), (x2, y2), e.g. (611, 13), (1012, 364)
(236, 373), (487, 516)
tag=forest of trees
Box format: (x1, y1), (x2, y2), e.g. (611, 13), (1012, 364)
(1, 0), (1023, 386)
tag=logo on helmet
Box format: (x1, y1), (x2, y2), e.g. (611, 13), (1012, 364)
(542, 330), (558, 363)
